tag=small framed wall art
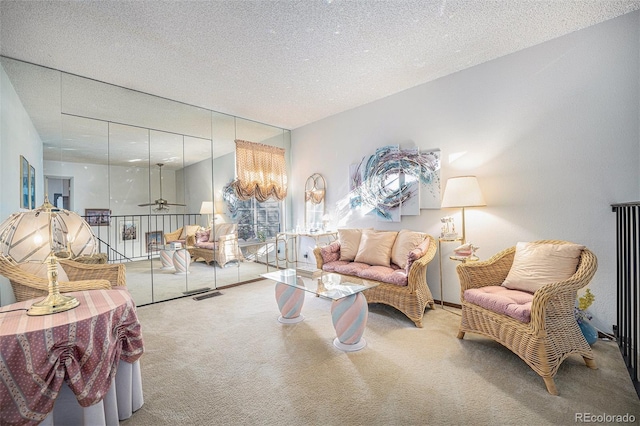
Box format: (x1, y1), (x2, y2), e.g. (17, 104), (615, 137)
(119, 219), (139, 242)
(20, 155), (29, 209)
(29, 164), (36, 209)
(145, 231), (164, 253)
(85, 208), (112, 226)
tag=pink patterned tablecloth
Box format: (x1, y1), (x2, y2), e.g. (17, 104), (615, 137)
(0, 289), (144, 426)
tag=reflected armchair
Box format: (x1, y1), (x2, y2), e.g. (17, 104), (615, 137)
(188, 223), (244, 267)
(0, 255), (126, 302)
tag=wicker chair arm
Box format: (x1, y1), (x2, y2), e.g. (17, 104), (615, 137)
(165, 228), (183, 243)
(407, 236), (437, 292)
(57, 279), (112, 293)
(528, 248), (598, 334)
(456, 246), (516, 292)
(59, 259), (126, 287)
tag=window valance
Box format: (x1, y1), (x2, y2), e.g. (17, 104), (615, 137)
(231, 139), (288, 202)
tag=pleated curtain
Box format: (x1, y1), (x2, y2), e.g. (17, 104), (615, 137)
(231, 139), (288, 202)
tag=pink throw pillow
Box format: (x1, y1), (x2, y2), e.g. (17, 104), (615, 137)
(195, 228), (211, 244)
(405, 238), (431, 274)
(320, 241), (341, 264)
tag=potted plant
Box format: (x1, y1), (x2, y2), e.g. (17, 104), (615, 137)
(575, 288), (598, 345)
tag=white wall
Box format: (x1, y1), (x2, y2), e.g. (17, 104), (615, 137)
(0, 64), (45, 305)
(291, 12), (640, 333)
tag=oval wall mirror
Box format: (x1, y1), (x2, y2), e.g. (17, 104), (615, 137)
(304, 173), (325, 232)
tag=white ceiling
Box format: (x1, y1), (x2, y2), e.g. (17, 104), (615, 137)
(1, 1), (639, 131)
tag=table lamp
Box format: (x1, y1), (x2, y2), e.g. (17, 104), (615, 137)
(0, 196), (97, 315)
(440, 176), (486, 243)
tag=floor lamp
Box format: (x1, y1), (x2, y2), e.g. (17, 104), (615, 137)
(440, 176), (486, 244)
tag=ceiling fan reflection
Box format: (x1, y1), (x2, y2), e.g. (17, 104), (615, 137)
(138, 163), (186, 212)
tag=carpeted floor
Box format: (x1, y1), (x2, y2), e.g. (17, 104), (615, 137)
(125, 259), (274, 305)
(123, 280), (640, 426)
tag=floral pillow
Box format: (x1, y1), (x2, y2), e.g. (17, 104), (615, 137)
(320, 241), (341, 264)
(195, 228), (211, 244)
(405, 238), (432, 274)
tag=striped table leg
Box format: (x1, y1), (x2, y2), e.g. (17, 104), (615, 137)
(173, 249), (191, 274)
(275, 281), (305, 324)
(160, 249), (175, 270)
(331, 292), (368, 351)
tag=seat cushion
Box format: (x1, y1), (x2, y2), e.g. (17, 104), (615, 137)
(195, 241), (216, 250)
(333, 262), (370, 276)
(358, 265), (408, 286)
(322, 260), (350, 272)
(464, 286), (534, 323)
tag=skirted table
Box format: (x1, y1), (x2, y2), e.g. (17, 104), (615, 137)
(0, 288), (144, 425)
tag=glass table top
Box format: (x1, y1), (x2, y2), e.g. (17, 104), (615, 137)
(260, 269), (379, 301)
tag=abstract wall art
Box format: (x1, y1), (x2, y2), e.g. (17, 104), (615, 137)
(349, 145), (440, 222)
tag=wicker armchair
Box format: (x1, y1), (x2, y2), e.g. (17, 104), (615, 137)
(456, 240), (598, 395)
(0, 255), (126, 302)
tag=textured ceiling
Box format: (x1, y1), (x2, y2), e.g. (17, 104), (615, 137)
(1, 1), (639, 130)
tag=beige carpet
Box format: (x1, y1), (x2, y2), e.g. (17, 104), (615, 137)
(124, 280), (640, 426)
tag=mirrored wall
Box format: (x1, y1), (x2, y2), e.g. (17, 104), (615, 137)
(1, 56), (292, 306)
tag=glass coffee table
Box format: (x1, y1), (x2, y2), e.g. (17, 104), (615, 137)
(261, 269), (379, 351)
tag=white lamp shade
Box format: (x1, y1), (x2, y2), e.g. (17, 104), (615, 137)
(441, 176), (486, 208)
(200, 201), (214, 215)
(0, 207), (97, 264)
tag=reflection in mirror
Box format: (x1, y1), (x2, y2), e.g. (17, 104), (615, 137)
(216, 117), (290, 282)
(1, 56), (293, 307)
(305, 173), (326, 232)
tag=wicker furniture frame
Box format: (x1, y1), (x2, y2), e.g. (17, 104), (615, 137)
(0, 255), (126, 302)
(72, 253), (108, 264)
(456, 240), (598, 395)
(313, 234), (437, 327)
(165, 227), (188, 245)
(187, 233), (244, 268)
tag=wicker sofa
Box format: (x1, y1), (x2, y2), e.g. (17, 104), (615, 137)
(456, 240), (598, 395)
(313, 229), (436, 327)
(0, 254), (126, 302)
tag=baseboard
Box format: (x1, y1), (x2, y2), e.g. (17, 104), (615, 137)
(436, 300), (461, 309)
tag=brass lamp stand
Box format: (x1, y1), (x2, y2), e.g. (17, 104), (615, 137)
(27, 198), (79, 315)
(27, 252), (79, 316)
